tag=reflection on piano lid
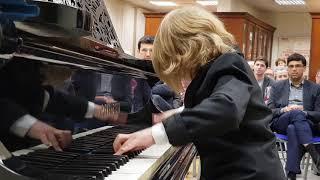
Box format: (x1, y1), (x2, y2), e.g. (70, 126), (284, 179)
(0, 0), (156, 79)
(0, 125), (197, 180)
(15, 0), (92, 38)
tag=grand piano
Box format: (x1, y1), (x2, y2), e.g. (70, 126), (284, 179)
(0, 0), (197, 179)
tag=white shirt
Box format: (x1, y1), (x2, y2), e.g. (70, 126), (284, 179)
(151, 106), (185, 145)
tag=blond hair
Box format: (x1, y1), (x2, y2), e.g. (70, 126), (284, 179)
(152, 6), (236, 93)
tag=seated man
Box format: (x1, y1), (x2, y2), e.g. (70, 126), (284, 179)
(268, 53), (320, 179)
(253, 56), (275, 99)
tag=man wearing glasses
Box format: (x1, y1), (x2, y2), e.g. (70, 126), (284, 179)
(268, 53), (320, 179)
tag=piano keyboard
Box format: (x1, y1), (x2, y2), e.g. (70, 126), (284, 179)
(11, 125), (176, 180)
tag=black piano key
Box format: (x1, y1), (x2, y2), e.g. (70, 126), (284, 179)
(79, 155), (125, 165)
(48, 173), (98, 180)
(48, 169), (105, 179)
(19, 156), (63, 164)
(52, 166), (111, 176)
(15, 125), (143, 179)
(65, 160), (118, 170)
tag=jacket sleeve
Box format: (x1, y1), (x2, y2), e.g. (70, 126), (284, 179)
(267, 84), (282, 118)
(163, 75), (253, 146)
(306, 85), (320, 123)
(44, 87), (89, 121)
(0, 98), (29, 135)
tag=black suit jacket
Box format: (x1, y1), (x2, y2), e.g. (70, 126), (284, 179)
(163, 52), (285, 180)
(268, 79), (320, 124)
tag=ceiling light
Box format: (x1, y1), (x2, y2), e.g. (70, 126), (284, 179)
(149, 1), (177, 6)
(274, 0), (305, 5)
(196, 0), (218, 6)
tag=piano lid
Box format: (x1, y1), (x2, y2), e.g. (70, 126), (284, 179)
(3, 0), (157, 79)
(23, 0), (123, 51)
(15, 0), (92, 38)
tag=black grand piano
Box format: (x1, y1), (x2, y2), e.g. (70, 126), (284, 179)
(0, 1), (197, 180)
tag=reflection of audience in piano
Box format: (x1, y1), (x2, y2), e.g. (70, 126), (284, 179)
(113, 6), (286, 180)
(0, 60), (123, 152)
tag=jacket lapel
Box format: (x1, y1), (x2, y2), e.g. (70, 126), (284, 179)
(302, 81), (310, 109)
(282, 80), (290, 106)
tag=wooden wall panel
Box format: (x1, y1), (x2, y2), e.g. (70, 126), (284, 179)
(144, 13), (165, 36)
(309, 13), (320, 81)
(144, 12), (275, 62)
(218, 18), (245, 50)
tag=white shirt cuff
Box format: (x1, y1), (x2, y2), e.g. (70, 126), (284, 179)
(176, 106), (184, 113)
(85, 102), (95, 118)
(10, 114), (38, 137)
(152, 123), (170, 145)
(42, 90), (50, 112)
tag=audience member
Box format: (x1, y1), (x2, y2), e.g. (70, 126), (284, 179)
(275, 68), (289, 81)
(137, 35), (154, 61)
(253, 57), (275, 100)
(275, 58), (287, 67)
(268, 53), (320, 180)
(265, 67), (275, 80)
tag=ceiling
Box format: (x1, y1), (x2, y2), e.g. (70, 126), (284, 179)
(123, 0), (320, 13)
(123, 0), (217, 12)
(243, 0), (320, 13)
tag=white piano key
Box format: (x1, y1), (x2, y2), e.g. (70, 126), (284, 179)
(138, 143), (171, 158)
(105, 143), (175, 180)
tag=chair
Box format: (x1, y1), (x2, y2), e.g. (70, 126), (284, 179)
(275, 133), (320, 180)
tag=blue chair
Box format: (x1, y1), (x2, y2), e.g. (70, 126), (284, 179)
(275, 133), (320, 180)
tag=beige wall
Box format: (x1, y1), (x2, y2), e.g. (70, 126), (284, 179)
(104, 0), (146, 56)
(271, 13), (312, 65)
(217, 0), (311, 69)
(217, 0), (275, 26)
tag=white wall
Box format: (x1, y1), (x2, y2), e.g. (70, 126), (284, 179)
(104, 0), (146, 56)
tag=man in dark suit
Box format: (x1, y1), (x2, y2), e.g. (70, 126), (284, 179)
(253, 57), (275, 102)
(268, 53), (320, 179)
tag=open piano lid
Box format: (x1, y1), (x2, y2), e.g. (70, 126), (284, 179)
(2, 0), (156, 79)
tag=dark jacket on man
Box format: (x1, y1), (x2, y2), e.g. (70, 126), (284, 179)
(163, 52), (285, 180)
(268, 79), (320, 125)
